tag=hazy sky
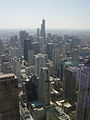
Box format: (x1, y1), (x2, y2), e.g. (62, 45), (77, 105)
(0, 0), (90, 29)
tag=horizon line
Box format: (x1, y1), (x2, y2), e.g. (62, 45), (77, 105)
(0, 28), (90, 31)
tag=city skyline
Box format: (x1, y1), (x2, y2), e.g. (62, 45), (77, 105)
(0, 0), (90, 29)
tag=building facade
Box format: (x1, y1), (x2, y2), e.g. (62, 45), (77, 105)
(0, 74), (20, 120)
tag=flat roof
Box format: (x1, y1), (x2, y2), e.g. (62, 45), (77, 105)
(30, 100), (43, 108)
(0, 73), (17, 80)
(0, 73), (15, 79)
(63, 102), (72, 108)
(29, 100), (44, 111)
(51, 106), (70, 120)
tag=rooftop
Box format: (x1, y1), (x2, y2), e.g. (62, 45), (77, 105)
(51, 106), (70, 120)
(0, 73), (17, 81)
(29, 100), (43, 111)
(63, 102), (72, 108)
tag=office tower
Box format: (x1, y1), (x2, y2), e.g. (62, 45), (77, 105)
(37, 37), (44, 52)
(39, 67), (50, 105)
(28, 50), (34, 65)
(31, 42), (40, 54)
(61, 42), (66, 56)
(37, 28), (40, 38)
(46, 43), (53, 60)
(35, 53), (45, 77)
(46, 60), (54, 76)
(19, 31), (28, 47)
(24, 37), (33, 61)
(72, 48), (79, 65)
(52, 34), (58, 42)
(77, 61), (90, 120)
(25, 75), (38, 102)
(41, 19), (46, 38)
(0, 74), (20, 120)
(52, 48), (61, 77)
(60, 58), (67, 81)
(64, 67), (78, 102)
(47, 33), (52, 42)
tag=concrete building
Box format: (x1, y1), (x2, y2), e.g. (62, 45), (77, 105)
(25, 66), (35, 75)
(19, 31), (28, 47)
(28, 50), (34, 65)
(25, 75), (38, 102)
(37, 37), (44, 52)
(52, 48), (61, 77)
(35, 53), (45, 77)
(46, 43), (53, 60)
(29, 100), (47, 120)
(28, 67), (52, 120)
(1, 62), (13, 74)
(0, 74), (20, 120)
(24, 37), (33, 61)
(39, 67), (50, 105)
(31, 42), (40, 54)
(64, 67), (78, 102)
(46, 60), (54, 76)
(72, 48), (79, 65)
(76, 61), (90, 120)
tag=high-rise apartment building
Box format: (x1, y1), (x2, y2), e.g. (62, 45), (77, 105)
(0, 74), (20, 120)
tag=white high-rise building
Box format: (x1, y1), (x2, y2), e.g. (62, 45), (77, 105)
(35, 53), (45, 77)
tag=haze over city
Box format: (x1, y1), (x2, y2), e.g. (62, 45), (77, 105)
(0, 0), (90, 29)
(0, 1), (90, 120)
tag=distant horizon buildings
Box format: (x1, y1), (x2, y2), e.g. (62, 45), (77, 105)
(41, 19), (46, 38)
